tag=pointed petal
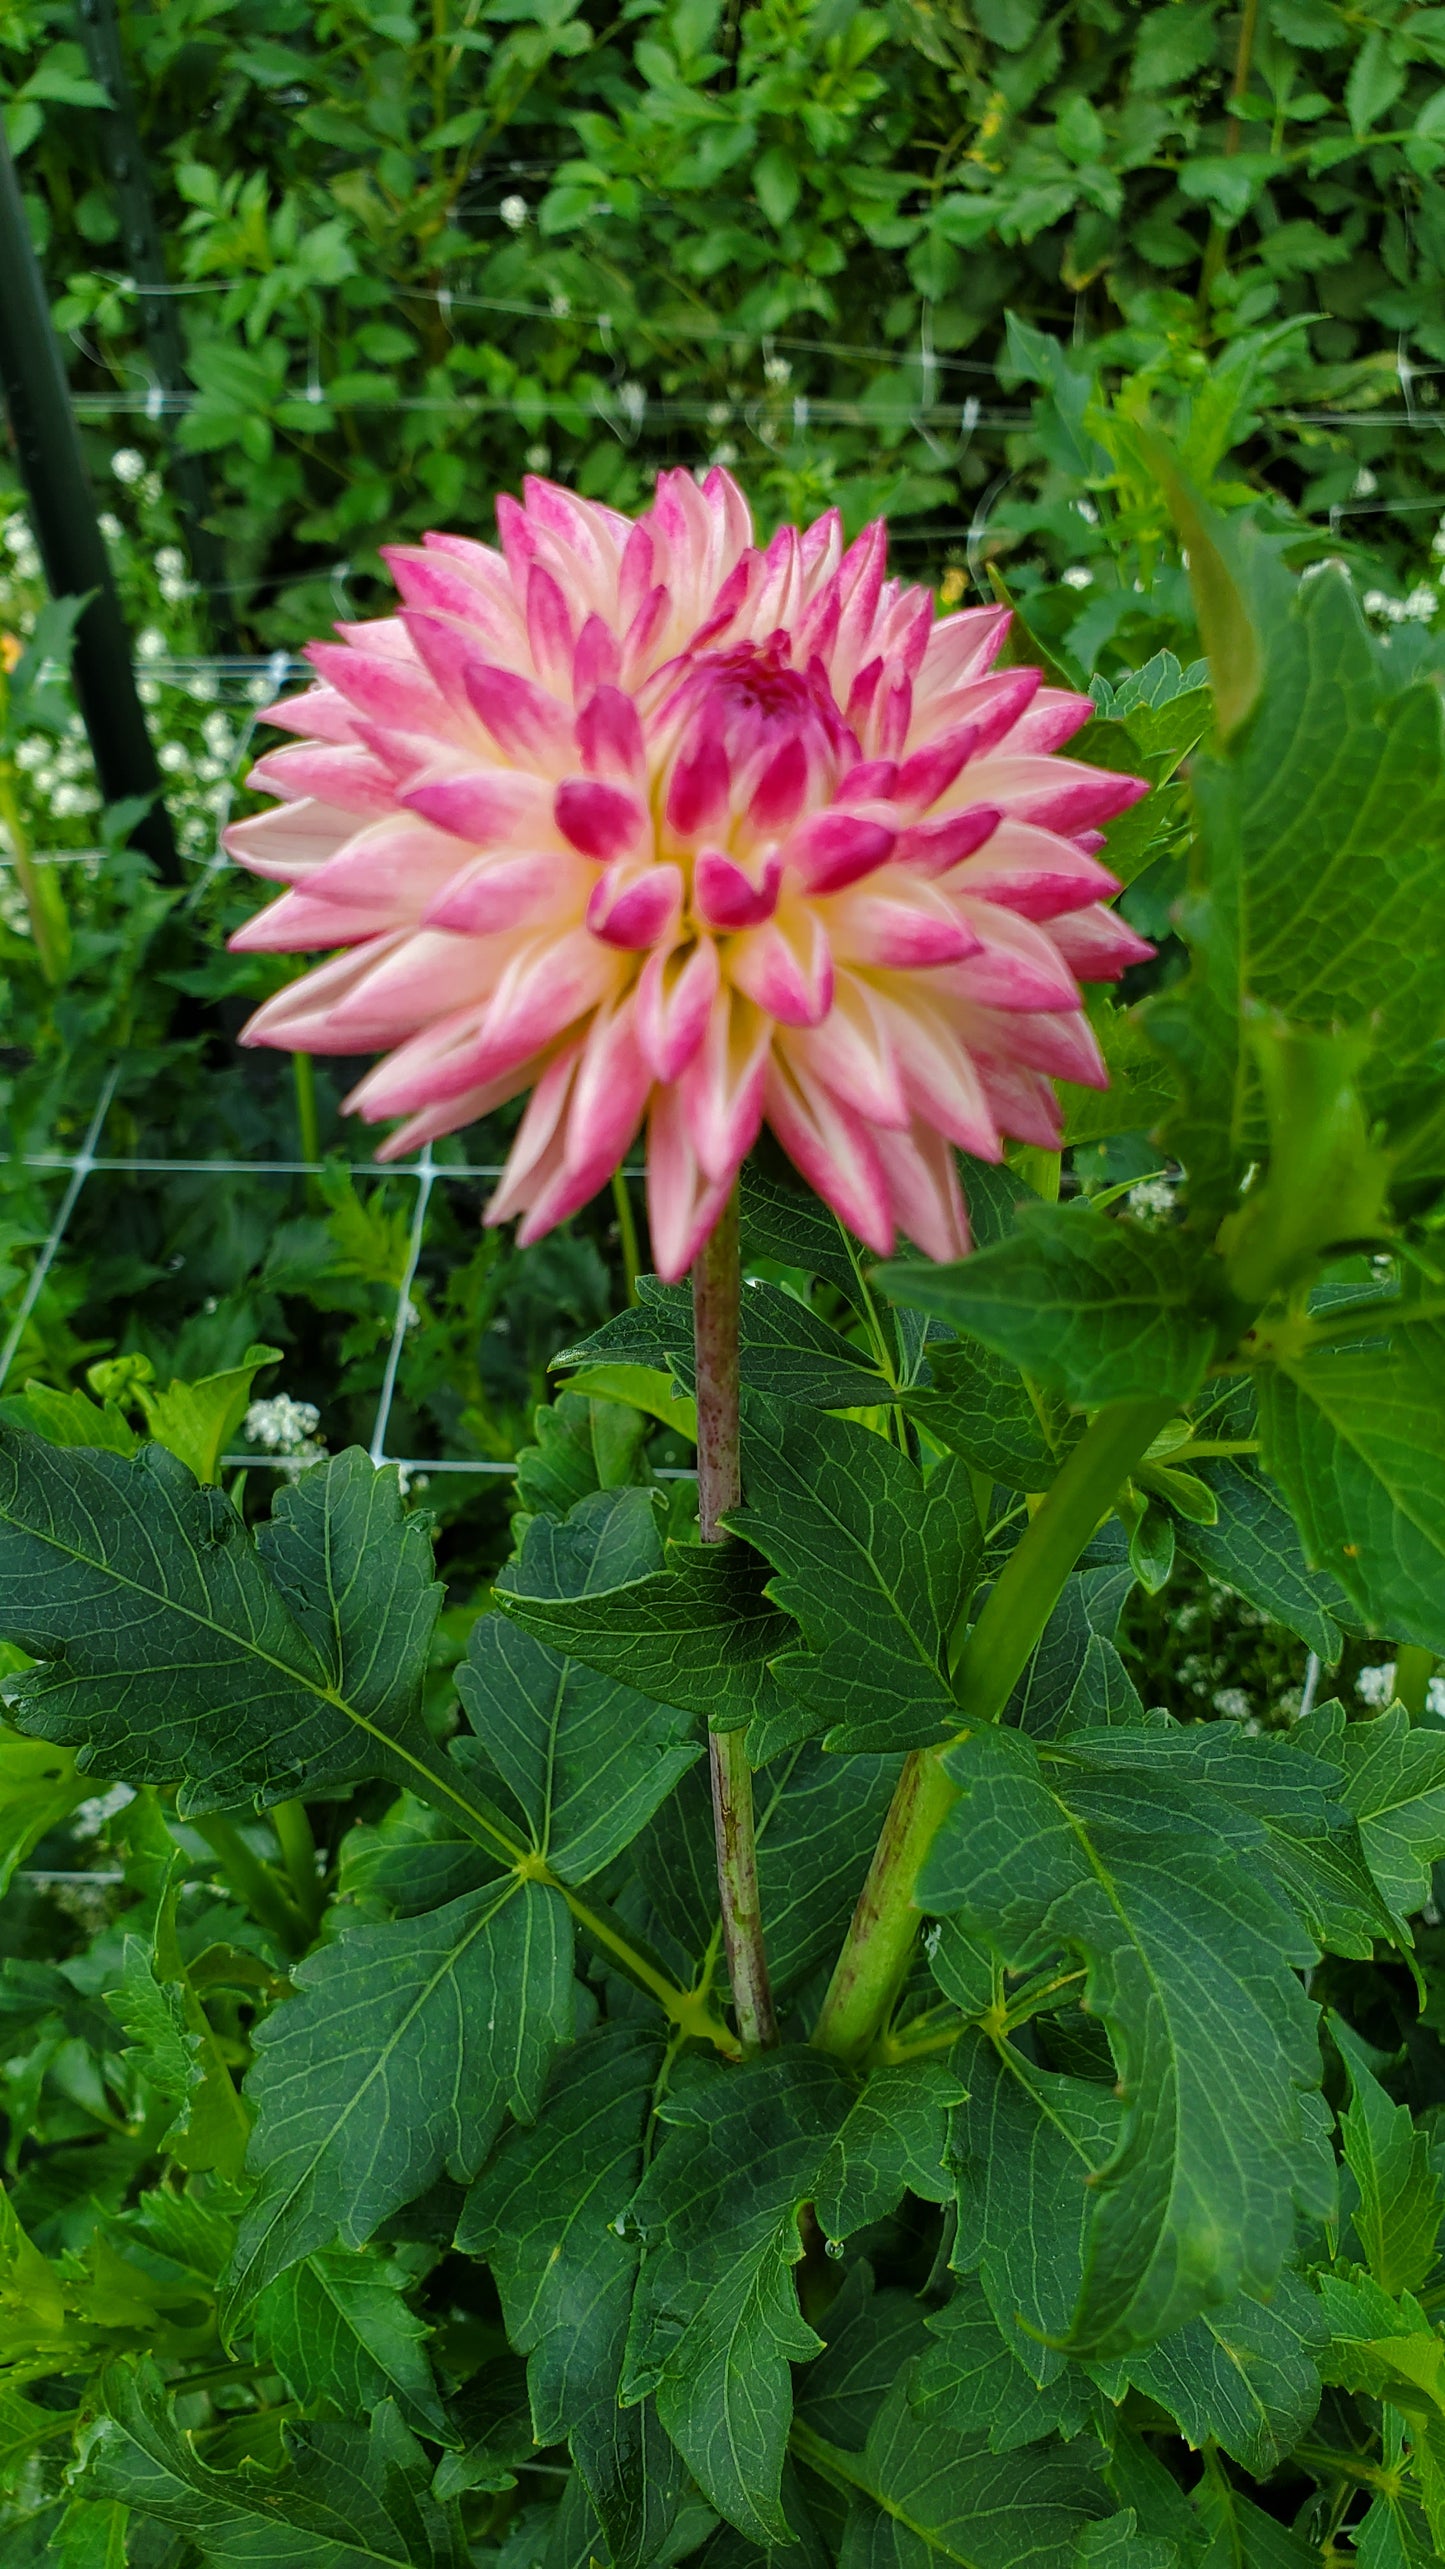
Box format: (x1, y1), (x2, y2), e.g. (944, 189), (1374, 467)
(247, 741), (397, 816)
(635, 935), (719, 1081)
(424, 848), (582, 935)
(463, 661), (573, 767)
(881, 1119), (971, 1262)
(554, 776), (648, 861)
(693, 846), (782, 930)
(764, 1049), (894, 1256)
(586, 859), (684, 950)
(727, 908), (834, 1027)
(225, 800), (356, 883)
(1046, 904), (1154, 978)
(645, 1086), (736, 1283)
(404, 767), (555, 845)
(680, 988), (770, 1181)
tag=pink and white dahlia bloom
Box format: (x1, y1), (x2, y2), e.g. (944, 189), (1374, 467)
(227, 471), (1148, 1279)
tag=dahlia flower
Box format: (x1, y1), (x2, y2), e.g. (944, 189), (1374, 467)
(227, 471), (1147, 1279)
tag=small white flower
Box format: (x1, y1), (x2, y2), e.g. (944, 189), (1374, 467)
(618, 381), (646, 429)
(1212, 1687), (1251, 1722)
(136, 627), (167, 661)
(71, 1781), (136, 1842)
(1406, 583), (1438, 621)
(110, 447), (146, 485)
(1128, 1176), (1177, 1225)
(549, 290), (571, 319)
(196, 756), (226, 783)
(137, 677), (162, 705)
(50, 783), (99, 816)
(202, 713), (237, 758)
(709, 442), (738, 468)
(525, 443), (551, 472)
(98, 511), (124, 542)
(140, 473), (163, 505)
(763, 355), (791, 387)
(1351, 467), (1377, 498)
(188, 671), (219, 702)
(245, 1393), (322, 1455)
(1062, 564), (1093, 590)
(1074, 496), (1099, 524)
(158, 741), (191, 773)
(500, 193), (528, 230)
(159, 572), (194, 605)
(1356, 1661), (1396, 1707)
(246, 673), (278, 703)
(14, 737), (50, 772)
(154, 546), (186, 577)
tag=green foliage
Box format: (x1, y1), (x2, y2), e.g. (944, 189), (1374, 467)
(0, 287), (1444, 2569)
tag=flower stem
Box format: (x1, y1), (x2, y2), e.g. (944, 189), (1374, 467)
(693, 1187), (777, 2053)
(811, 1393), (1178, 2064)
(611, 1166), (641, 1306)
(0, 755), (68, 984)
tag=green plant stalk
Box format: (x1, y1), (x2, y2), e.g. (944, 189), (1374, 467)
(292, 1050), (320, 1166)
(611, 1165), (641, 1305)
(1197, 0), (1260, 311)
(1394, 1644), (1437, 1723)
(271, 1797), (325, 1931)
(811, 1393), (1178, 2063)
(0, 753), (68, 984)
(194, 1814), (309, 1957)
(693, 1187), (777, 2053)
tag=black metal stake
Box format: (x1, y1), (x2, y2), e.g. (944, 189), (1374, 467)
(73, 0), (238, 650)
(0, 121), (178, 883)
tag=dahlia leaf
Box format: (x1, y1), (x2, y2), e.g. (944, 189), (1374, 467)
(732, 1396), (980, 1754)
(906, 1333), (1081, 1490)
(1106, 2268), (1325, 2479)
(912, 2275), (1103, 2453)
(464, 1489), (701, 1882)
(1303, 1699), (1445, 1924)
(796, 2266), (932, 2452)
(1255, 1320), (1445, 1655)
(224, 1878), (573, 2313)
(740, 1162), (870, 1305)
(623, 2055), (852, 2542)
(249, 2249), (454, 2445)
(74, 2363), (463, 2568)
(494, 1513), (795, 1744)
(0, 1433), (440, 1812)
(919, 1728), (1334, 2354)
(625, 2053), (964, 2543)
(1333, 2016), (1445, 2296)
(459, 2025), (687, 2567)
(1148, 537), (1445, 1218)
(789, 2367), (1109, 2566)
(880, 1203), (1218, 1409)
(1003, 1566), (1140, 1738)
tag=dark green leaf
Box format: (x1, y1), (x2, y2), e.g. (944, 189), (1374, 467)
(913, 2273), (1103, 2452)
(1304, 1700), (1445, 1924)
(250, 2249), (453, 2441)
(75, 2363), (464, 2566)
(880, 1206), (1217, 1410)
(791, 2364), (1109, 2566)
(494, 1520), (796, 1746)
(1257, 1321), (1445, 1655)
(558, 1277), (893, 1412)
(623, 2055), (853, 2542)
(733, 1398), (979, 1754)
(1333, 2017), (1445, 2295)
(0, 1436), (438, 1814)
(905, 1336), (1080, 1492)
(464, 1491), (700, 1880)
(460, 2026), (685, 2567)
(920, 1729), (1334, 2352)
(226, 1880), (573, 2312)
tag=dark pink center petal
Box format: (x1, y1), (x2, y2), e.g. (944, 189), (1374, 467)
(555, 776), (647, 862)
(693, 847), (783, 930)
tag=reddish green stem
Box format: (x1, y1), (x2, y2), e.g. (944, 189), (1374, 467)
(693, 1190), (777, 2053)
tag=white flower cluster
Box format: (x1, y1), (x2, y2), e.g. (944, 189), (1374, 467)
(499, 193), (528, 229)
(110, 447), (147, 485)
(1211, 1686), (1253, 1723)
(245, 1395), (326, 1478)
(1127, 1174), (1178, 1226)
(1357, 1660), (1445, 1716)
(1361, 583), (1438, 624)
(71, 1781), (136, 1843)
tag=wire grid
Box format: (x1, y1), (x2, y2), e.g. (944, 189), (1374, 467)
(2, 1093), (661, 1484)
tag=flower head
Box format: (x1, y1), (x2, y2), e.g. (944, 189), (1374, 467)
(227, 470), (1149, 1279)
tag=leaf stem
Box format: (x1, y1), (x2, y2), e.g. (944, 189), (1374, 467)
(270, 1798), (325, 1932)
(811, 1394), (1177, 2064)
(1394, 1644), (1437, 1723)
(693, 1188), (778, 2054)
(611, 1166), (641, 1306)
(194, 1815), (309, 1957)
